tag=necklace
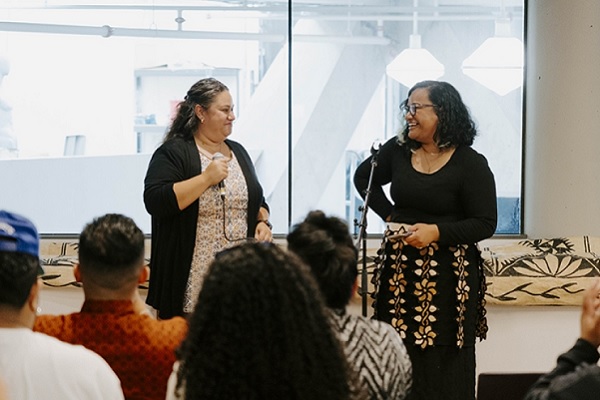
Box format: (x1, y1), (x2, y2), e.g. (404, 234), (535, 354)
(420, 145), (442, 156)
(412, 146), (445, 174)
(196, 138), (224, 158)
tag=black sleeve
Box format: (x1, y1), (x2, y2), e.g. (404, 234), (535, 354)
(524, 339), (600, 400)
(437, 150), (497, 245)
(144, 140), (197, 218)
(353, 138), (398, 222)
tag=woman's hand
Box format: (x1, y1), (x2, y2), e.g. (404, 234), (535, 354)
(172, 155), (228, 211)
(580, 278), (600, 348)
(404, 223), (440, 248)
(203, 156), (228, 186)
(255, 221), (273, 242)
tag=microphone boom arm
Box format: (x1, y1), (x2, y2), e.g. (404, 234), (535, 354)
(354, 142), (380, 317)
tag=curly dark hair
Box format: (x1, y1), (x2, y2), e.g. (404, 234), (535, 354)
(164, 77), (229, 143)
(175, 241), (356, 400)
(0, 252), (39, 309)
(287, 210), (358, 310)
(399, 80), (477, 151)
(78, 213), (145, 290)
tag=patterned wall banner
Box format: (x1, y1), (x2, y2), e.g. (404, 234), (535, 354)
(40, 237), (599, 306)
(39, 240), (151, 289)
(480, 237), (600, 305)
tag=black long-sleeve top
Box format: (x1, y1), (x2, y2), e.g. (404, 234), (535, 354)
(525, 339), (600, 400)
(353, 137), (497, 245)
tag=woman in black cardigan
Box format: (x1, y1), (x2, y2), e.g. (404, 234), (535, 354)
(144, 78), (271, 319)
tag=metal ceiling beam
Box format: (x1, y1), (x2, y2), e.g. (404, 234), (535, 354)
(0, 21), (391, 44)
(0, 4), (524, 20)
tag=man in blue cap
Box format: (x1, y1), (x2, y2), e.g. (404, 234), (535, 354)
(0, 210), (124, 400)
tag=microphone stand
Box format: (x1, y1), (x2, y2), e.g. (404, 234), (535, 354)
(354, 143), (380, 317)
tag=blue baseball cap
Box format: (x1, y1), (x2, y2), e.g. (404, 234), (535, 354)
(0, 210), (44, 275)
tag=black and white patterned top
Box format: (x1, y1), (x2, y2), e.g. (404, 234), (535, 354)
(329, 310), (413, 400)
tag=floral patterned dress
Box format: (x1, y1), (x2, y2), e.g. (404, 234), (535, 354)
(183, 150), (248, 313)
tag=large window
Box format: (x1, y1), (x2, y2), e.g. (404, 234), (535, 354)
(0, 1), (523, 235)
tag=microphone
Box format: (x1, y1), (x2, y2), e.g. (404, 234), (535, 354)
(370, 139), (382, 155)
(212, 152), (226, 200)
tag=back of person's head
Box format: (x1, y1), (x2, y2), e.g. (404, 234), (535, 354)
(78, 213), (145, 291)
(165, 77), (229, 142)
(287, 210), (358, 310)
(0, 210), (42, 310)
(176, 241), (355, 400)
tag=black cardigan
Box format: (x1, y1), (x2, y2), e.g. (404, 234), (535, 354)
(143, 137), (268, 318)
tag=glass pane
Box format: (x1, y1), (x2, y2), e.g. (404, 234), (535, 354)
(0, 1), (523, 236)
(0, 1), (289, 233)
(290, 0), (524, 235)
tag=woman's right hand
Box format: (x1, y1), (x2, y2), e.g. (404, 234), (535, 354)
(204, 156), (228, 186)
(172, 155), (228, 211)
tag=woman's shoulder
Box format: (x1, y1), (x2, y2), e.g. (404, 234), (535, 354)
(455, 145), (490, 166)
(225, 138), (244, 151)
(376, 136), (405, 154)
(155, 137), (195, 154)
(225, 139), (252, 158)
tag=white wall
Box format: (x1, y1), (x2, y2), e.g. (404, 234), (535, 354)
(484, 0), (600, 375)
(0, 154), (152, 234)
(37, 272), (581, 377)
(524, 0), (600, 237)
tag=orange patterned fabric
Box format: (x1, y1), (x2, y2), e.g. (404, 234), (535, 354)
(34, 300), (188, 400)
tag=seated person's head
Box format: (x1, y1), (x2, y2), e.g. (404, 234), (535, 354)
(176, 241), (355, 400)
(0, 210), (43, 318)
(77, 213), (145, 294)
(287, 210), (358, 310)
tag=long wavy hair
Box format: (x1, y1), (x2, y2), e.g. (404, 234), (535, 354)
(175, 242), (358, 400)
(163, 77), (229, 143)
(287, 210), (358, 310)
(398, 80), (477, 152)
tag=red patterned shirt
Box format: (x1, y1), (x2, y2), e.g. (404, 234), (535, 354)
(34, 300), (188, 400)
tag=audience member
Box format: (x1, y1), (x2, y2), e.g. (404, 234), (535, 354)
(287, 210), (413, 400)
(0, 210), (124, 400)
(34, 213), (187, 400)
(166, 241), (365, 400)
(0, 377), (7, 400)
(524, 278), (600, 400)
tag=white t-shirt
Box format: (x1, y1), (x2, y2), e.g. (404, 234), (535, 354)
(0, 328), (124, 400)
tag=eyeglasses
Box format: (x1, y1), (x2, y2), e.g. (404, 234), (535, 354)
(402, 103), (437, 116)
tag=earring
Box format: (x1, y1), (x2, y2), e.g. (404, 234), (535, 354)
(200, 118), (205, 124)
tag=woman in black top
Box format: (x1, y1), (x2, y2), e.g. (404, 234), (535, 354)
(354, 80), (497, 400)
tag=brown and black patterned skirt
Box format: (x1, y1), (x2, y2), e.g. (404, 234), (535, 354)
(371, 228), (488, 400)
(371, 228), (488, 348)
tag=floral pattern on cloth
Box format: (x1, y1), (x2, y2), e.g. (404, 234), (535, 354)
(183, 151), (248, 313)
(481, 236), (600, 305)
(37, 241), (151, 288)
(371, 227), (487, 349)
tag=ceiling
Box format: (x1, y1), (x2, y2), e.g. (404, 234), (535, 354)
(0, 1), (524, 42)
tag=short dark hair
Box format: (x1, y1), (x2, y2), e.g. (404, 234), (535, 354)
(287, 210), (358, 310)
(164, 77), (229, 143)
(176, 241), (355, 400)
(399, 80), (478, 151)
(0, 252), (39, 309)
(78, 213), (145, 290)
